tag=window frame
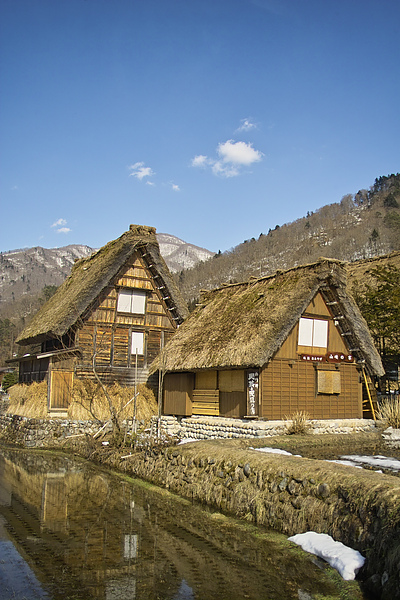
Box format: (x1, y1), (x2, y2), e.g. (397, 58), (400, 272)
(131, 331), (145, 356)
(117, 288), (147, 315)
(298, 317), (329, 349)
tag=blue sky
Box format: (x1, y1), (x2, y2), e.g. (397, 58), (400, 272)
(1, 0), (399, 254)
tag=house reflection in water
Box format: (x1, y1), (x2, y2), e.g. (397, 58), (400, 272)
(0, 451), (153, 599)
(0, 449), (359, 600)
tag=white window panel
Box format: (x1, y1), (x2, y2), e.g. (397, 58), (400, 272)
(313, 319), (328, 348)
(117, 289), (146, 314)
(131, 332), (144, 355)
(131, 290), (146, 314)
(117, 289), (133, 313)
(298, 318), (313, 346)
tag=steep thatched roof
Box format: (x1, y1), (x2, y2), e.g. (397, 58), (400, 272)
(17, 225), (189, 345)
(153, 258), (384, 377)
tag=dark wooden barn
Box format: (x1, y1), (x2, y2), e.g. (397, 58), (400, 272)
(152, 258), (384, 420)
(15, 225), (188, 415)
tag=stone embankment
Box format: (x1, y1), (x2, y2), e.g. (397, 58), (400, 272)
(0, 414), (106, 447)
(0, 413), (399, 600)
(156, 415), (377, 439)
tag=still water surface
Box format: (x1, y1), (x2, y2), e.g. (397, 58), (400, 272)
(0, 448), (362, 600)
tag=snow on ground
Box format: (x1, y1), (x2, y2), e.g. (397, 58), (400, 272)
(339, 454), (400, 473)
(327, 459), (363, 469)
(288, 532), (365, 580)
(250, 447), (295, 456)
(251, 447), (400, 473)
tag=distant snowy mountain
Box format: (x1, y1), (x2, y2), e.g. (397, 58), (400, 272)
(0, 234), (213, 305)
(157, 233), (214, 272)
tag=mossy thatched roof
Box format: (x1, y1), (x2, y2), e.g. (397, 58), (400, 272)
(17, 225), (188, 345)
(153, 258), (384, 377)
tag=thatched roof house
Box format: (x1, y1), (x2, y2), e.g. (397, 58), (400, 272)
(15, 225), (188, 415)
(155, 258), (384, 420)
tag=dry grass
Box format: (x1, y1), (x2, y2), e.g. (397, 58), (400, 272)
(7, 382), (48, 418)
(378, 396), (400, 429)
(6, 379), (158, 426)
(284, 410), (311, 435)
(69, 379), (157, 425)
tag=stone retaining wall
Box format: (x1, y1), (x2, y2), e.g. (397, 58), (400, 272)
(155, 415), (377, 439)
(0, 414), (108, 447)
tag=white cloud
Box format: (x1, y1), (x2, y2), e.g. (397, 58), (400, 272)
(191, 154), (210, 168)
(192, 140), (263, 178)
(56, 227), (71, 234)
(146, 181), (155, 186)
(128, 162), (155, 181)
(236, 118), (257, 132)
(171, 183), (180, 192)
(218, 140), (263, 165)
(51, 218), (67, 228)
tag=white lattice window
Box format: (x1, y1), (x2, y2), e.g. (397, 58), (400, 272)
(131, 332), (144, 355)
(298, 318), (328, 348)
(117, 289), (146, 314)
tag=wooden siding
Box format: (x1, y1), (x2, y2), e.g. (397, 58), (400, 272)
(219, 370), (245, 392)
(219, 391), (246, 417)
(260, 360), (362, 419)
(195, 370), (217, 390)
(73, 252), (178, 386)
(192, 390), (219, 416)
(275, 292), (350, 360)
(49, 370), (73, 410)
(163, 372), (194, 416)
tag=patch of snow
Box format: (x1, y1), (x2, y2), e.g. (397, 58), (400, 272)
(250, 447), (299, 457)
(178, 438), (198, 445)
(326, 459), (363, 469)
(340, 454), (400, 473)
(288, 532), (365, 580)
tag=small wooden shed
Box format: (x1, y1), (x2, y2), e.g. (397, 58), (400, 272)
(15, 225), (188, 414)
(153, 258), (384, 420)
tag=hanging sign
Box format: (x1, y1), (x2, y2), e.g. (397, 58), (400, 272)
(326, 352), (354, 363)
(247, 371), (259, 416)
(300, 353), (354, 363)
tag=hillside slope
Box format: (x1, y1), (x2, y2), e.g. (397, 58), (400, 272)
(176, 174), (400, 305)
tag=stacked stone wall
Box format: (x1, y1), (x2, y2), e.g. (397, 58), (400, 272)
(155, 415), (377, 439)
(0, 414), (108, 447)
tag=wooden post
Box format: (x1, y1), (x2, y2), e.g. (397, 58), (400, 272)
(157, 331), (164, 438)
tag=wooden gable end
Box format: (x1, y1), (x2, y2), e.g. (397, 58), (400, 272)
(274, 292), (349, 360)
(76, 252), (178, 369)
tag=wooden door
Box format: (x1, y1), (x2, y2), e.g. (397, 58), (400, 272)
(49, 370), (73, 410)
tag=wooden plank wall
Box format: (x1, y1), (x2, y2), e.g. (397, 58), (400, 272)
(260, 361), (362, 419)
(74, 254), (178, 380)
(163, 373), (194, 416)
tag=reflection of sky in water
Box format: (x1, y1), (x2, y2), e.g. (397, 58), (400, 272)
(0, 539), (50, 600)
(173, 579), (195, 600)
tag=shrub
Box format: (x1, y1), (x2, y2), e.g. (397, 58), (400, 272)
(378, 397), (400, 429)
(285, 411), (311, 435)
(2, 371), (18, 392)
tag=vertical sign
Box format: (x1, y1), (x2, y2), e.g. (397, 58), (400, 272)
(247, 370), (259, 416)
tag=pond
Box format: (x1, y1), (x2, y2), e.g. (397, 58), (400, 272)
(0, 447), (364, 600)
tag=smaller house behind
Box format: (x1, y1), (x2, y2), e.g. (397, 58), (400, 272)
(153, 258), (384, 421)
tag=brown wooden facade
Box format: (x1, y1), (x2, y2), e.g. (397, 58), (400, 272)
(163, 292), (363, 420)
(15, 225), (187, 414)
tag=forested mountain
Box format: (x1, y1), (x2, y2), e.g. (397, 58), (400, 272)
(176, 174), (400, 306)
(0, 174), (399, 366)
